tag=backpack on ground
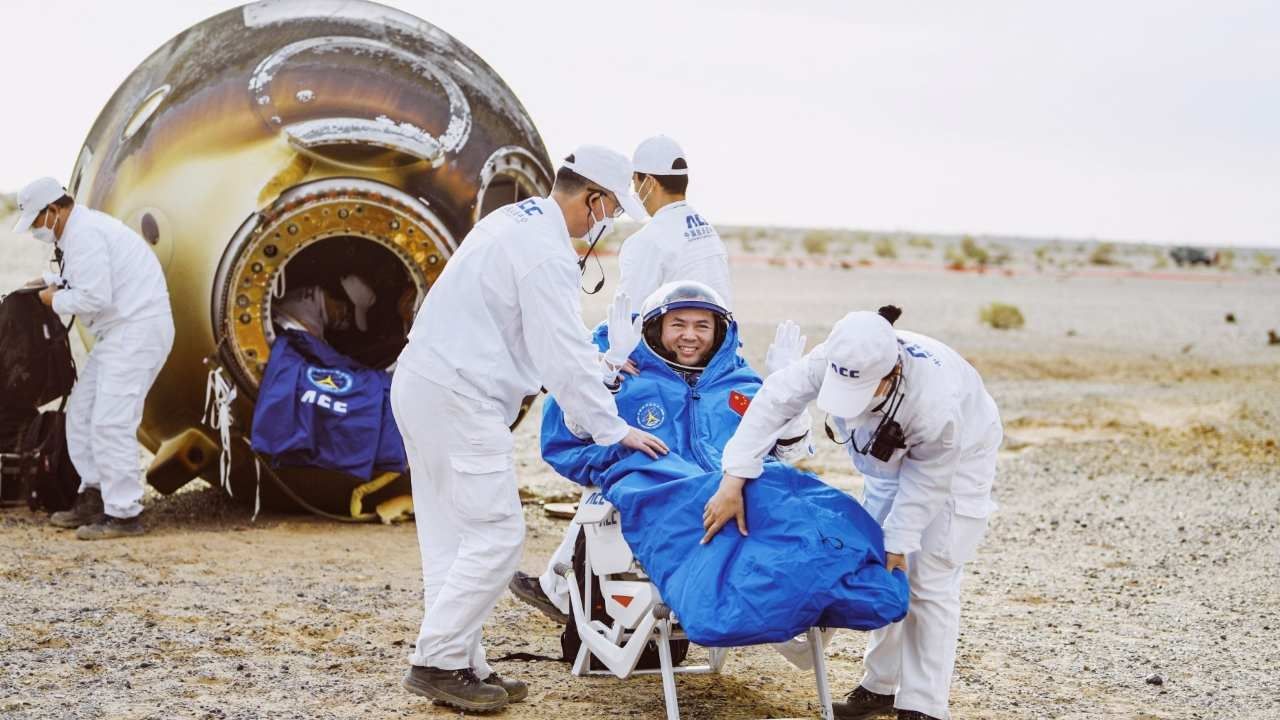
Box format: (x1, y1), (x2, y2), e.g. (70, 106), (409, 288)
(13, 410), (80, 513)
(0, 285), (79, 512)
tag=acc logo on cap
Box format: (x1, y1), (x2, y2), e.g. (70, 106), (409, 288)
(830, 363), (860, 378)
(306, 367), (356, 395)
(636, 402), (666, 430)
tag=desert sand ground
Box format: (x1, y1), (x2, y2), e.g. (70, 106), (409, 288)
(1, 224), (1278, 720)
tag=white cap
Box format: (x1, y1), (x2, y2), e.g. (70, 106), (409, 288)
(13, 177), (66, 233)
(340, 274), (376, 332)
(815, 311), (900, 417)
(562, 145), (649, 220)
(632, 135), (688, 176)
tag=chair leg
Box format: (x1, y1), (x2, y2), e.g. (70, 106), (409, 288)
(656, 618), (681, 720)
(807, 627), (834, 720)
(708, 647), (730, 673)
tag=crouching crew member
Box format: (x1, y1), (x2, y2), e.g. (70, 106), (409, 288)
(708, 306), (1002, 720)
(12, 177), (173, 540)
(391, 146), (668, 712)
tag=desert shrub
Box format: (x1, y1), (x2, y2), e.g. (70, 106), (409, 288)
(1088, 243), (1118, 266)
(944, 245), (966, 267)
(980, 302), (1025, 330)
(1034, 246), (1050, 262)
(907, 235), (934, 249)
(873, 237), (898, 259)
(960, 236), (989, 265)
(1255, 252), (1275, 270)
(1153, 253), (1169, 270)
(1217, 249), (1235, 270)
(988, 243), (1012, 266)
(0, 194), (14, 214)
(802, 230), (832, 256)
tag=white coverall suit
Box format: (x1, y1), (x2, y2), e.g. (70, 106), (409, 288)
(537, 200), (734, 609)
(722, 331), (1002, 720)
(616, 200), (733, 310)
(52, 206), (173, 520)
(393, 196), (630, 677)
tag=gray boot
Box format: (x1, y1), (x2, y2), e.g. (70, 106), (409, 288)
(403, 666), (508, 712)
(483, 672), (527, 703)
(49, 488), (104, 529)
(508, 571), (569, 623)
(75, 514), (146, 541)
(833, 686), (896, 719)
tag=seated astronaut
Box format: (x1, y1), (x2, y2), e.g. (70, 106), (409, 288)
(508, 281), (813, 621)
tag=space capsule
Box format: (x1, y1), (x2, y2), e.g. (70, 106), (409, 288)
(69, 0), (554, 506)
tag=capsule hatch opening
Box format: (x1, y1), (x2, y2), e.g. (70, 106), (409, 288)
(270, 236), (416, 370)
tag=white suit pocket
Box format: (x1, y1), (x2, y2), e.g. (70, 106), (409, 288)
(449, 453), (520, 523)
(932, 511), (989, 568)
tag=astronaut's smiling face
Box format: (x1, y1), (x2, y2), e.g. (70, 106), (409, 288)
(660, 308), (716, 366)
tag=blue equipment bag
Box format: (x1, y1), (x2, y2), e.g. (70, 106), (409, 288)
(251, 330), (406, 479)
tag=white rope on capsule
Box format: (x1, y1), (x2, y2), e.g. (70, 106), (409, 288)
(203, 366), (237, 498)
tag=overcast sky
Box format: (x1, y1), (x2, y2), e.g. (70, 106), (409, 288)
(2, 0), (1275, 246)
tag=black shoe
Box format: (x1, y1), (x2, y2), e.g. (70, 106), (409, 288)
(833, 686), (896, 719)
(484, 671), (527, 702)
(508, 571), (569, 624)
(49, 488), (104, 529)
(75, 514), (146, 541)
(403, 665), (507, 712)
(897, 712), (942, 720)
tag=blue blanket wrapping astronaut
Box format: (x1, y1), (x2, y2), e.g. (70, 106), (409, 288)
(541, 322), (909, 646)
(251, 330), (406, 479)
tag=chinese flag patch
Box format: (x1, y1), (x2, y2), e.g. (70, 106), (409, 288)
(729, 390), (752, 416)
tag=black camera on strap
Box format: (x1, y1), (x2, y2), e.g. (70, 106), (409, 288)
(823, 365), (907, 462)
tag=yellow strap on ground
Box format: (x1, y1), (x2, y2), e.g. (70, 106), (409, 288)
(375, 494), (414, 524)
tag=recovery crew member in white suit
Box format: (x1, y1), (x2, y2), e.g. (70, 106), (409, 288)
(12, 177), (173, 541)
(706, 306), (1002, 720)
(505, 137), (736, 619)
(391, 146), (669, 713)
(616, 135), (733, 308)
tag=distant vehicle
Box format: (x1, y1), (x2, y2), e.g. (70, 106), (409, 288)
(1170, 246), (1214, 266)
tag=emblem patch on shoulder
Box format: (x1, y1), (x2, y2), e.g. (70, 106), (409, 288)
(636, 402), (666, 430)
(306, 367), (356, 395)
(729, 390), (752, 416)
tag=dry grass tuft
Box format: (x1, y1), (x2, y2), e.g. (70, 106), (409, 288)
(980, 302), (1025, 330)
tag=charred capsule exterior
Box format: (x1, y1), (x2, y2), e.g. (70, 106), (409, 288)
(71, 0), (552, 496)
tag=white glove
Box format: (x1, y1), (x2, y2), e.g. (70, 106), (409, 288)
(602, 292), (643, 383)
(765, 320), (806, 376)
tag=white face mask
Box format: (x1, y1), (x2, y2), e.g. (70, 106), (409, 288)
(636, 176), (654, 207)
(848, 390), (890, 428)
(31, 211), (57, 244)
(585, 194), (615, 245)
